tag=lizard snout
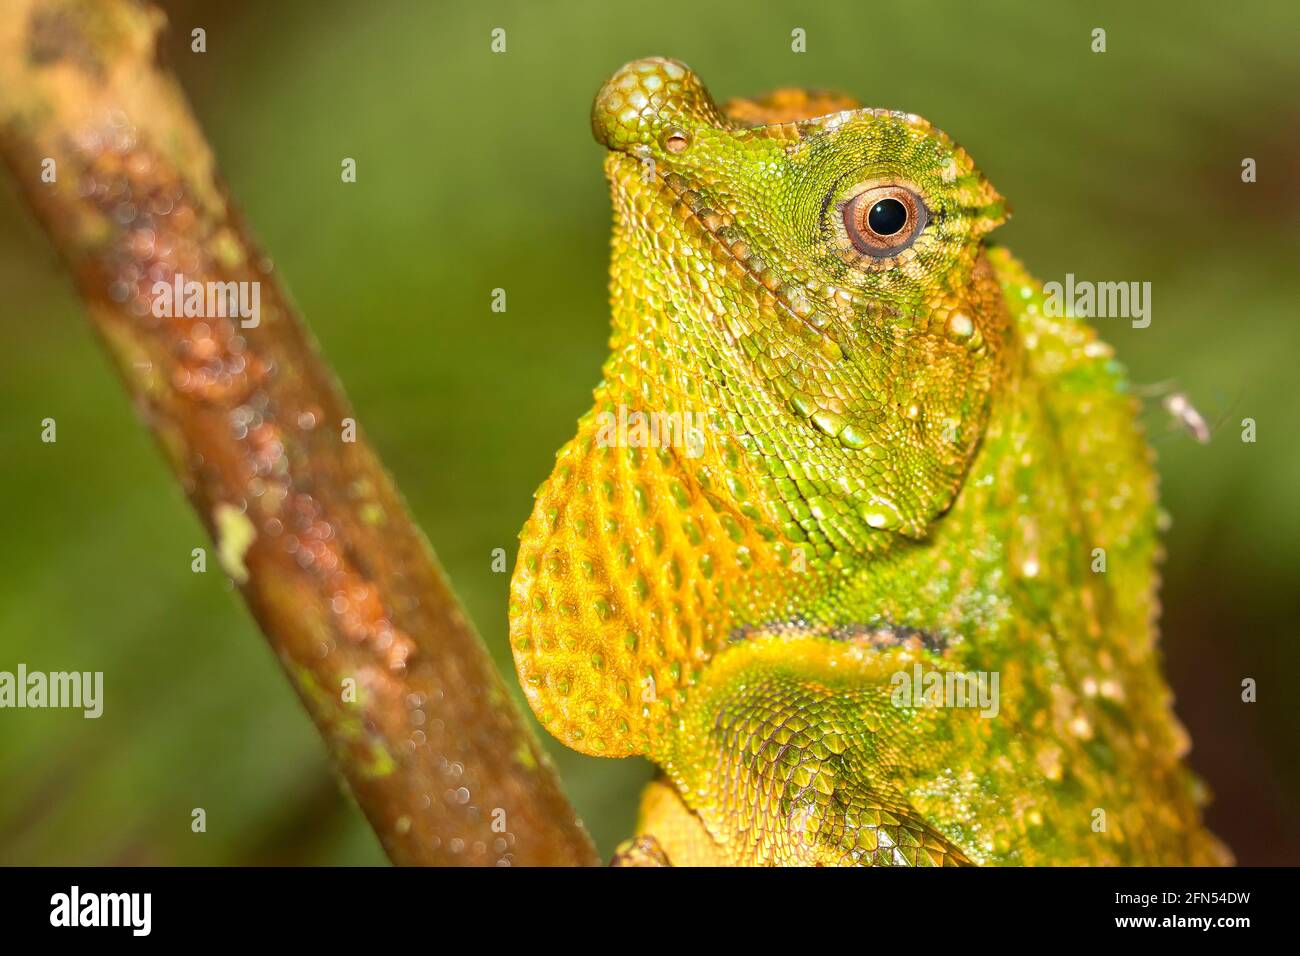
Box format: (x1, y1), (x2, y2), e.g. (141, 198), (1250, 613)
(591, 56), (726, 155)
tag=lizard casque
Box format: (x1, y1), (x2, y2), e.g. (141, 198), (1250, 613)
(509, 57), (1229, 866)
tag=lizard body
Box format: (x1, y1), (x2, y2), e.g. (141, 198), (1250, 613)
(509, 58), (1228, 866)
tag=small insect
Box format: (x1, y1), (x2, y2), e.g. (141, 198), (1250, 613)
(1134, 381), (1233, 445)
(1162, 392), (1211, 444)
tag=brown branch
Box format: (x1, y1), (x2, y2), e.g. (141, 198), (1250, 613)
(0, 0), (597, 866)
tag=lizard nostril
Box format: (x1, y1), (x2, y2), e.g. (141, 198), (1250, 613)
(661, 129), (691, 153)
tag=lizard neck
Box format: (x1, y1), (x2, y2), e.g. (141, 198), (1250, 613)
(597, 242), (1017, 564)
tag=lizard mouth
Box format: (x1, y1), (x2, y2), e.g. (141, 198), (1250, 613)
(604, 151), (840, 344)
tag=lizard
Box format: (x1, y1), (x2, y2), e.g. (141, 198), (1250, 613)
(508, 57), (1230, 866)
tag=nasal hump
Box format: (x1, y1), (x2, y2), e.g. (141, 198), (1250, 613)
(591, 57), (726, 152)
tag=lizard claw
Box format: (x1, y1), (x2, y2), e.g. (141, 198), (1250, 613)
(609, 835), (672, 867)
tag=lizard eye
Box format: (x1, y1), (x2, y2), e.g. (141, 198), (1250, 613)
(843, 185), (928, 257)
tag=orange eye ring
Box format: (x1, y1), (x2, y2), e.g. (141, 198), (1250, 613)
(843, 185), (928, 257)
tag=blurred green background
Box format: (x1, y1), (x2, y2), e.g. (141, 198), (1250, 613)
(2, 0), (1297, 864)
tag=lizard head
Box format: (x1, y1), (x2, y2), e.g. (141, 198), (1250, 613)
(591, 58), (1010, 547)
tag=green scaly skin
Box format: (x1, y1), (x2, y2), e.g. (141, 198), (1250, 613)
(509, 58), (1228, 866)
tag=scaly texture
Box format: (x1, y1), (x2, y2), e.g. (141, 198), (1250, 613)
(510, 58), (1228, 866)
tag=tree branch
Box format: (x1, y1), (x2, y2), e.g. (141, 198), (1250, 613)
(0, 0), (597, 866)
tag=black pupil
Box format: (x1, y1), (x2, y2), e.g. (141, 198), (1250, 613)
(867, 198), (908, 236)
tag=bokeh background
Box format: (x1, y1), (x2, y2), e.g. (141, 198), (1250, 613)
(2, 0), (1297, 864)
